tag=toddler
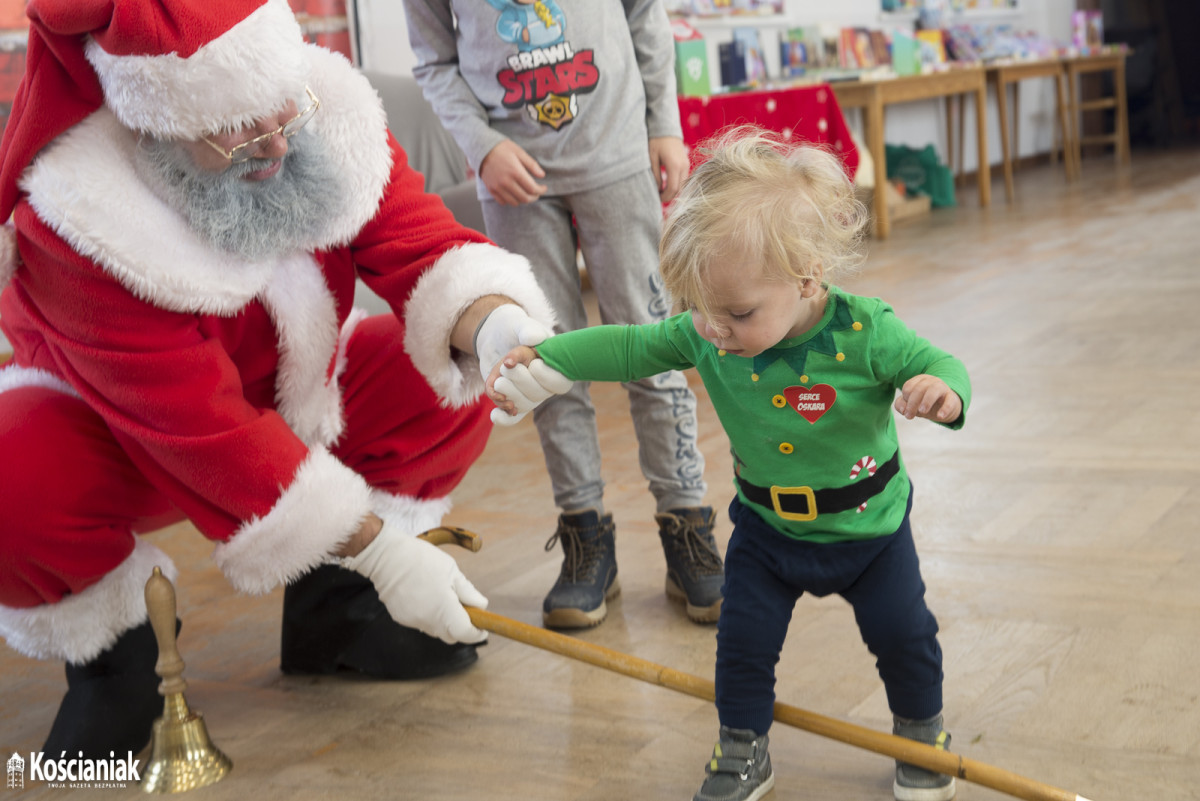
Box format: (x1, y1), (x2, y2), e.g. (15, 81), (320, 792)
(489, 126), (969, 801)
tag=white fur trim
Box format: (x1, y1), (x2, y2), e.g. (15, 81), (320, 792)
(303, 47), (393, 248)
(369, 490), (453, 537)
(336, 307), (371, 382)
(403, 243), (556, 408)
(213, 447), (371, 594)
(85, 0), (309, 140)
(0, 539), (177, 663)
(21, 57), (390, 314)
(261, 254), (343, 446)
(0, 223), (16, 292)
(0, 364), (80, 398)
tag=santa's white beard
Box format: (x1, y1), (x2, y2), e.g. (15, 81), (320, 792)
(134, 129), (346, 261)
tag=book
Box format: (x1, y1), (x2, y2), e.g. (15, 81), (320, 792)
(718, 39), (747, 87)
(672, 19), (711, 97)
(839, 27), (890, 70)
(869, 29), (892, 65)
(891, 30), (921, 76)
(732, 27), (766, 86)
(853, 29), (876, 68)
(780, 28), (812, 78)
(915, 29), (948, 64)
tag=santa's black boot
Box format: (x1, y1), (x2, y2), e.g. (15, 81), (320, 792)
(42, 618), (167, 759)
(280, 564), (478, 680)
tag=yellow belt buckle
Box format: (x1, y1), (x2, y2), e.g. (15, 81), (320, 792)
(770, 485), (817, 522)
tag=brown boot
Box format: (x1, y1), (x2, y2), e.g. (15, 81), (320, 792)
(655, 506), (724, 623)
(541, 510), (619, 629)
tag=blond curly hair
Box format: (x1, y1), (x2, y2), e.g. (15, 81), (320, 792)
(659, 125), (868, 320)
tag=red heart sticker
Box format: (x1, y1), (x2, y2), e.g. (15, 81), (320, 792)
(783, 384), (836, 424)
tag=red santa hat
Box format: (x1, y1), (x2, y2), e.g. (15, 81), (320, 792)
(0, 0), (310, 223)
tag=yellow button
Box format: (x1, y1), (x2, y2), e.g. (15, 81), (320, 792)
(800, 374), (808, 383)
(718, 349), (727, 356)
(751, 373), (760, 382)
(779, 442), (794, 454)
(852, 321), (863, 331)
(836, 353), (845, 362)
(772, 394), (787, 408)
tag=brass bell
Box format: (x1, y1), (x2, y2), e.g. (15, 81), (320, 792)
(140, 567), (232, 793)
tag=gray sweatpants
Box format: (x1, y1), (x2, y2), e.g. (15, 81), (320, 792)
(482, 169), (706, 514)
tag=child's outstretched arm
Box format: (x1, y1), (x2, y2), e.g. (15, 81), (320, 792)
(485, 345), (573, 426)
(895, 374), (964, 423)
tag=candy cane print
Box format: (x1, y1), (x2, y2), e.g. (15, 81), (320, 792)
(849, 456), (877, 512)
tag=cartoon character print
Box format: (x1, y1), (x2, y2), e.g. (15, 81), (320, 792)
(487, 0), (564, 50)
(485, 0), (600, 130)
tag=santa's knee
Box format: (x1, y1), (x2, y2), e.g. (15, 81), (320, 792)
(0, 537), (178, 757)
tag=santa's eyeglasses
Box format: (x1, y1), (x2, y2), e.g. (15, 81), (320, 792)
(201, 86), (320, 164)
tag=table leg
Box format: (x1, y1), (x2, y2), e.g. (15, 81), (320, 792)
(974, 83), (990, 207)
(995, 77), (1014, 202)
(957, 95), (965, 188)
(1012, 81), (1021, 173)
(1066, 64), (1082, 176)
(867, 92), (889, 238)
(1114, 55), (1130, 166)
(945, 96), (956, 181)
(1054, 69), (1076, 180)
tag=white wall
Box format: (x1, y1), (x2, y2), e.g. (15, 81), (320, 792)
(355, 0), (418, 75)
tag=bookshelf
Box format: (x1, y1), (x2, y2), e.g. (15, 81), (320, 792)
(670, 14), (799, 92)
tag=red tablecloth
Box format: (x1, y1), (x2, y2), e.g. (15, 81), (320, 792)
(678, 84), (859, 179)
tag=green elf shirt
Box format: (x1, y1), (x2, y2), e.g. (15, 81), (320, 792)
(534, 285), (971, 543)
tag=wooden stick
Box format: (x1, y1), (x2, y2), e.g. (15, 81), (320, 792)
(467, 607), (1094, 801)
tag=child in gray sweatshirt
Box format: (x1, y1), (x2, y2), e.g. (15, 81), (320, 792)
(405, 0), (724, 631)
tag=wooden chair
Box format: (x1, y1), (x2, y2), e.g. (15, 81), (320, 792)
(1062, 50), (1132, 172)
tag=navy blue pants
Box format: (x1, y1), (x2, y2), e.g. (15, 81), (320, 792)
(715, 489), (943, 735)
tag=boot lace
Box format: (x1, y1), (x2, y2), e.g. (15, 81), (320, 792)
(662, 513), (723, 576)
(544, 519), (607, 582)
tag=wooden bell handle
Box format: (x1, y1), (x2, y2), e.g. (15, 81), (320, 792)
(145, 566), (187, 696)
(418, 526), (483, 552)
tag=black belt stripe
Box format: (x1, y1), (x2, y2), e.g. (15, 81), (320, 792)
(736, 451), (901, 518)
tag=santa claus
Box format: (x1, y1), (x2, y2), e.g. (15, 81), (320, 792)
(0, 0), (555, 758)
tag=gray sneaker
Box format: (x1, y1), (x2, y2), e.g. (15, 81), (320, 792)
(542, 510), (619, 629)
(693, 726), (774, 801)
(655, 506), (725, 623)
(894, 714), (957, 801)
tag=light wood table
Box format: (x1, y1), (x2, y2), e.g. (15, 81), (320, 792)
(988, 59), (1078, 202)
(832, 67), (990, 239)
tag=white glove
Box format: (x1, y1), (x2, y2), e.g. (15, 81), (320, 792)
(474, 303), (553, 381)
(491, 359), (573, 426)
(341, 519), (488, 644)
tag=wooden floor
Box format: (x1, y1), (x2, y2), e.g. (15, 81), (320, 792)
(5, 147), (1200, 800)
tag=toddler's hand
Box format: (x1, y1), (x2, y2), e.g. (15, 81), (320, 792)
(895, 375), (962, 423)
(486, 345), (536, 412)
(486, 348), (572, 426)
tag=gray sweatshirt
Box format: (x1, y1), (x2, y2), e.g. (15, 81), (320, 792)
(404, 0), (683, 199)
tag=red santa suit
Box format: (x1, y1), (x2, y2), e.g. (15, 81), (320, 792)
(0, 0), (554, 665)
